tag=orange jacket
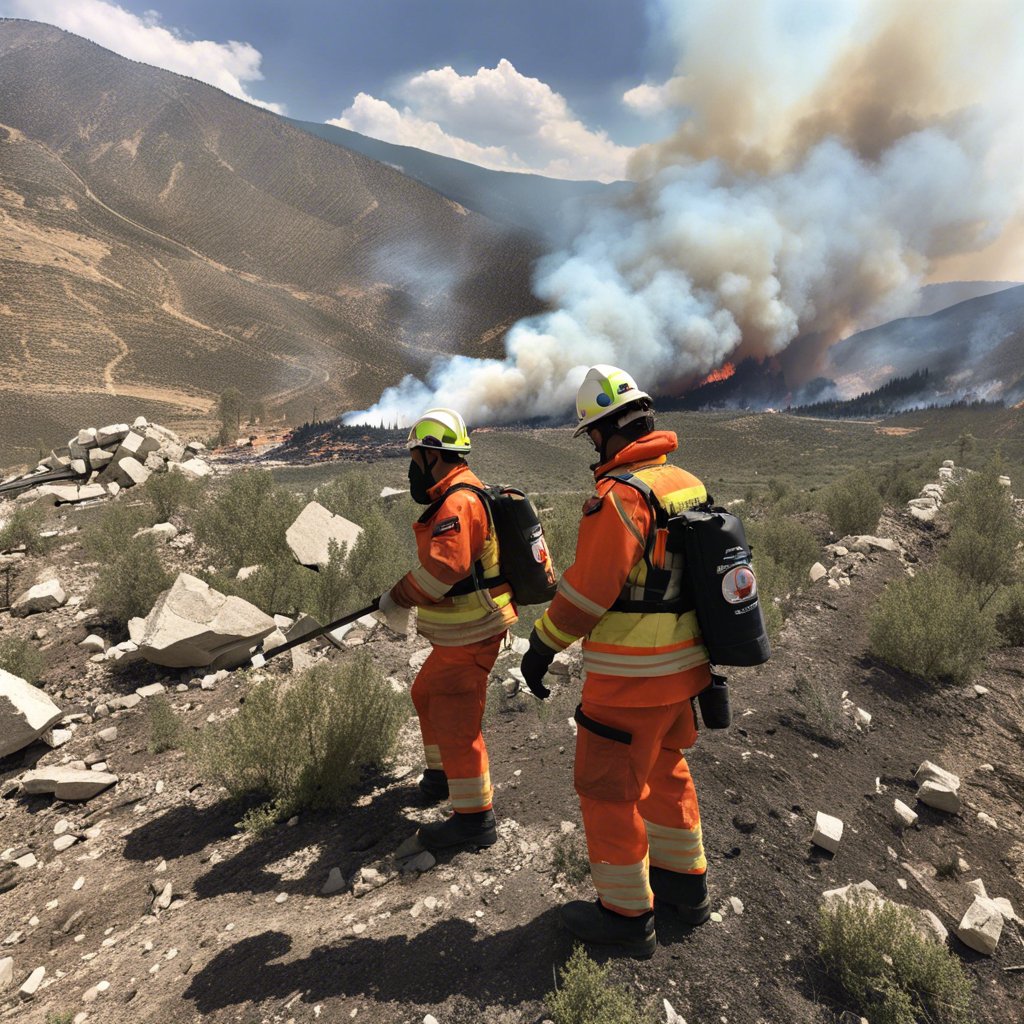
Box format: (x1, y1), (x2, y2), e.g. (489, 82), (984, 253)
(391, 463), (517, 645)
(535, 431), (711, 706)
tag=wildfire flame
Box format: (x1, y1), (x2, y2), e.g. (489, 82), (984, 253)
(699, 362), (736, 387)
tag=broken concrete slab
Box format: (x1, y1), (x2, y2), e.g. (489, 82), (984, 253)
(914, 761), (960, 792)
(812, 812), (844, 854)
(96, 423), (130, 446)
(809, 562), (827, 583)
(893, 799), (919, 827)
(11, 579), (67, 617)
(137, 573), (276, 669)
(286, 501), (362, 569)
(134, 523), (178, 543)
(20, 767), (118, 801)
(0, 669), (64, 758)
(104, 456), (150, 490)
(169, 458), (211, 480)
(957, 895), (1003, 954)
(917, 780), (962, 814)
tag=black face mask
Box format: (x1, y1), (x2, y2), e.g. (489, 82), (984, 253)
(408, 458), (434, 505)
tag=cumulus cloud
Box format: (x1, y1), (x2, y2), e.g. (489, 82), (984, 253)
(2, 0), (284, 113)
(329, 59), (632, 182)
(622, 76), (687, 116)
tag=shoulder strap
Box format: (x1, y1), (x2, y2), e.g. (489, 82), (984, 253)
(416, 481), (493, 525)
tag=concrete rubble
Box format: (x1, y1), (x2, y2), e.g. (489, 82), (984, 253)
(0, 669), (64, 758)
(812, 811), (844, 853)
(136, 573), (276, 669)
(19, 767), (118, 801)
(957, 895), (1003, 954)
(10, 579), (67, 617)
(286, 501), (363, 569)
(914, 760), (962, 813)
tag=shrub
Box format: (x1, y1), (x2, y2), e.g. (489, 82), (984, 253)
(83, 500), (149, 564)
(817, 892), (973, 1024)
(746, 516), (819, 593)
(868, 566), (995, 685)
(547, 945), (649, 1024)
(198, 654), (405, 826)
(793, 672), (846, 746)
(551, 832), (590, 885)
(539, 494), (585, 576)
(89, 535), (172, 625)
(941, 462), (1022, 609)
(877, 460), (930, 507)
(749, 551), (786, 639)
(822, 469), (883, 537)
(314, 470), (379, 524)
(0, 633), (45, 684)
(193, 470), (303, 571)
(994, 583), (1024, 647)
(147, 696), (187, 753)
(205, 557), (311, 618)
(0, 505), (51, 555)
(145, 471), (207, 524)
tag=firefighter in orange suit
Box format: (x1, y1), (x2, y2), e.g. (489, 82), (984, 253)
(378, 408), (516, 851)
(520, 365), (712, 959)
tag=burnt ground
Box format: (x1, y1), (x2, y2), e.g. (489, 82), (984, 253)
(1, 503), (1023, 1024)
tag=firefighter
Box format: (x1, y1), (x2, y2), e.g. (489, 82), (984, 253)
(378, 408), (516, 851)
(519, 365), (712, 959)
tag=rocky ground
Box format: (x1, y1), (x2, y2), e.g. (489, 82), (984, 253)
(1, 469), (1023, 1024)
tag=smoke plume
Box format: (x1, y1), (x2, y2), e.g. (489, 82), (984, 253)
(349, 0), (1024, 426)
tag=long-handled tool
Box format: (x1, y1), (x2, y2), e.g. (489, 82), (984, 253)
(250, 599), (380, 668)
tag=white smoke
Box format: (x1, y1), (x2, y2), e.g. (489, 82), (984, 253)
(349, 0), (1024, 427)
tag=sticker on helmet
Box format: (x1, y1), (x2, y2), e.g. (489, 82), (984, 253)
(722, 565), (756, 604)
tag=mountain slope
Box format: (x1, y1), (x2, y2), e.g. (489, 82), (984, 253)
(288, 118), (625, 240)
(0, 19), (543, 466)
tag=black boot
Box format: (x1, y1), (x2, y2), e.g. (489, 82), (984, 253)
(560, 899), (656, 960)
(418, 769), (449, 803)
(649, 866), (710, 925)
(418, 810), (497, 851)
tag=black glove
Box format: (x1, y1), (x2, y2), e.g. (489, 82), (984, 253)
(519, 631), (555, 699)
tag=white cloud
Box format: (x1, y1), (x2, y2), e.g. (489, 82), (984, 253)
(2, 0), (284, 113)
(622, 76), (687, 116)
(329, 59), (632, 182)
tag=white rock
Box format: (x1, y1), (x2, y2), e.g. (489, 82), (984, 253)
(137, 573), (276, 670)
(915, 908), (948, 945)
(908, 496), (938, 510)
(997, 475), (1011, 488)
(942, 460), (955, 469)
(404, 851), (436, 874)
(957, 895), (1003, 954)
(409, 648), (431, 673)
(96, 423), (130, 446)
(992, 897), (1020, 924)
(892, 800), (918, 827)
(169, 458), (211, 480)
(136, 683), (166, 698)
(424, 1015), (439, 1024)
(236, 565), (260, 581)
(321, 867), (346, 895)
(153, 882), (173, 910)
(53, 835), (77, 852)
(854, 707), (871, 729)
(0, 956), (13, 991)
(286, 502), (363, 569)
(916, 780), (961, 814)
(135, 523), (178, 543)
(0, 669), (64, 758)
(966, 878), (987, 898)
(728, 896), (744, 915)
(972, 685), (989, 697)
(20, 767), (118, 801)
(78, 634), (107, 653)
(977, 811), (998, 829)
(11, 579), (67, 617)
(663, 997), (688, 1024)
(809, 562), (827, 583)
(841, 535), (899, 554)
(19, 965), (44, 1000)
(811, 811), (844, 853)
(914, 761), (960, 792)
(96, 726), (117, 743)
(104, 455), (151, 490)
(43, 727), (72, 748)
(910, 506), (937, 524)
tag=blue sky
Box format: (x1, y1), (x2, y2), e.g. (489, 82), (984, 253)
(2, 0), (686, 180)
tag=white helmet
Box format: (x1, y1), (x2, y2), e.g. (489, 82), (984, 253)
(406, 407), (472, 453)
(573, 365), (652, 437)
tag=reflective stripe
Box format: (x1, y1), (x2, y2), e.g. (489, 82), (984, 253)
(410, 564), (451, 601)
(658, 484), (707, 513)
(608, 491), (646, 548)
(590, 857), (653, 914)
(644, 820), (707, 873)
(424, 743), (443, 771)
(584, 641), (709, 678)
(448, 770), (492, 811)
(418, 591), (514, 624)
(557, 577), (608, 618)
(418, 609), (515, 646)
(537, 612), (576, 650)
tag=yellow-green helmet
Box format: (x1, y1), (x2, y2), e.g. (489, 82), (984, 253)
(573, 365), (651, 437)
(406, 407), (472, 453)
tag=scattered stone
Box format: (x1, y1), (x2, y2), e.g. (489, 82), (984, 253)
(11, 579), (67, 617)
(78, 635), (107, 653)
(96, 726), (117, 743)
(403, 851), (436, 874)
(909, 506), (938, 524)
(809, 563), (827, 583)
(728, 896), (744, 915)
(286, 502), (363, 569)
(321, 868), (346, 896)
(957, 895), (1003, 954)
(915, 908), (948, 945)
(893, 800), (918, 827)
(972, 685), (989, 697)
(136, 683), (166, 698)
(977, 811), (998, 829)
(812, 811), (844, 854)
(967, 879), (987, 898)
(0, 669), (64, 758)
(135, 523), (178, 543)
(0, 957), (12, 991)
(914, 761), (960, 791)
(854, 707), (871, 729)
(170, 458), (211, 480)
(20, 767), (118, 801)
(153, 883), (173, 911)
(275, 893), (288, 904)
(13, 853), (36, 869)
(53, 835), (77, 852)
(992, 897), (1020, 924)
(19, 965), (44, 1000)
(136, 573), (276, 669)
(917, 780), (961, 814)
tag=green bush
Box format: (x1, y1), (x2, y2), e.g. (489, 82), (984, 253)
(869, 566), (995, 685)
(817, 892), (973, 1024)
(193, 470), (303, 571)
(145, 471), (207, 524)
(0, 633), (45, 684)
(205, 557), (311, 619)
(551, 832), (590, 885)
(822, 468), (883, 537)
(83, 500), (150, 564)
(313, 470), (379, 524)
(793, 672), (846, 746)
(198, 654), (405, 826)
(746, 516), (819, 593)
(994, 583), (1024, 647)
(877, 459), (931, 507)
(538, 493), (586, 576)
(147, 696), (187, 754)
(547, 945), (650, 1024)
(941, 462), (1022, 609)
(0, 505), (51, 555)
(89, 535), (172, 625)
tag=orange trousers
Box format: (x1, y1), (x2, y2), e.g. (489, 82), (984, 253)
(574, 696), (706, 916)
(410, 634), (503, 814)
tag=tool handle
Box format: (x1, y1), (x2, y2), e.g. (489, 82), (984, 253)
(250, 599), (381, 667)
